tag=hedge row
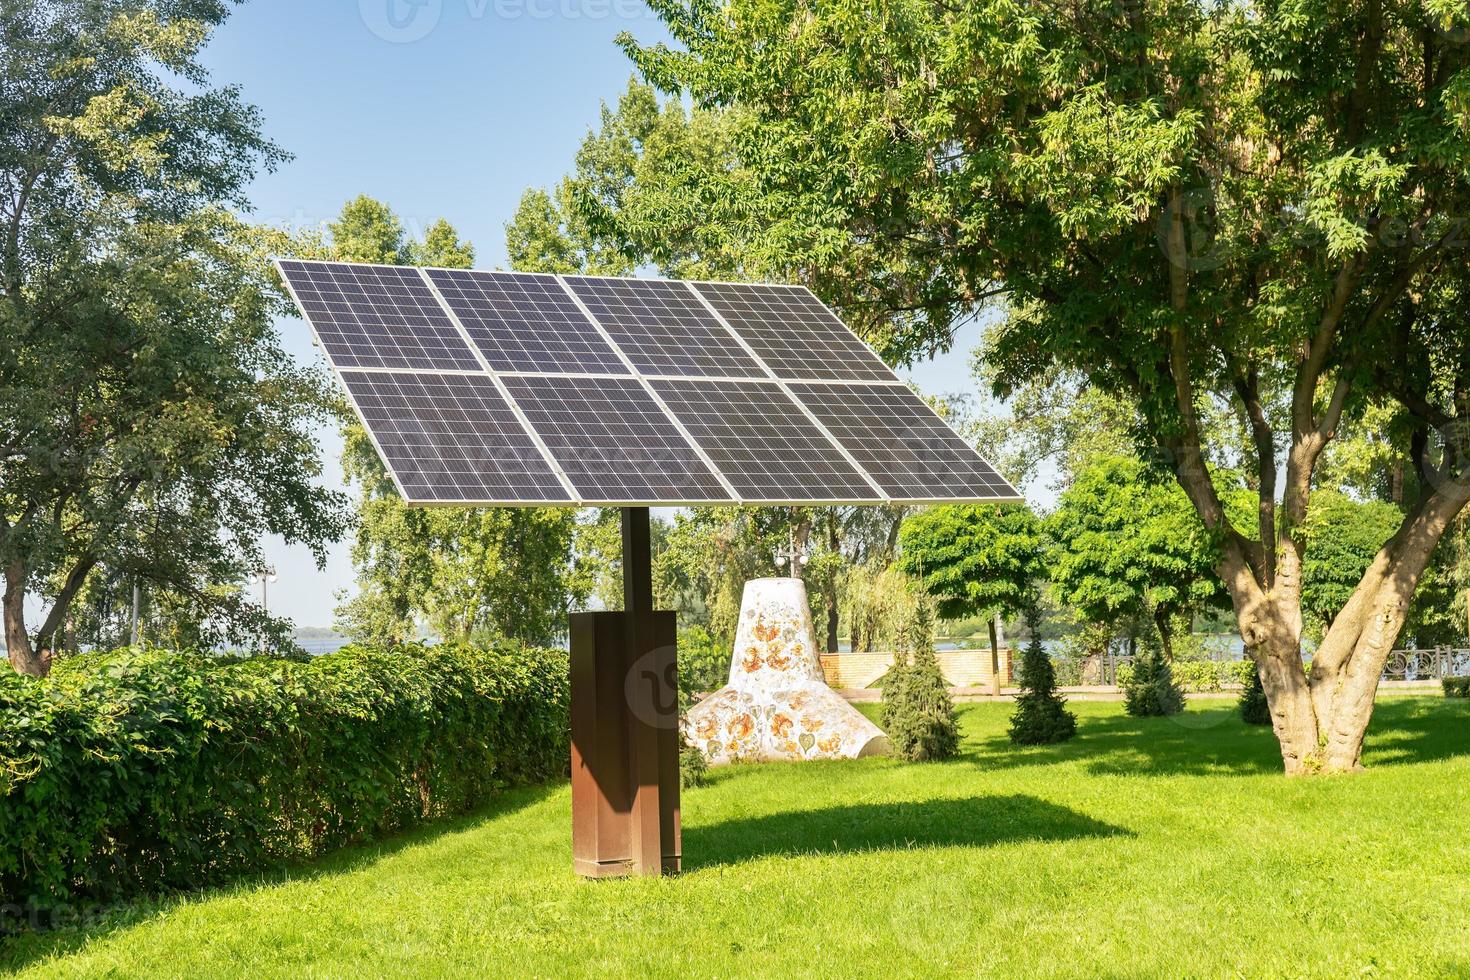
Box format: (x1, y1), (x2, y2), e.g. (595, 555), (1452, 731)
(1444, 677), (1470, 698)
(1115, 658), (1254, 692)
(1, 643), (570, 911)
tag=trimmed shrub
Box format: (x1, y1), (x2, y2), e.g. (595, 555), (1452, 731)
(1, 643), (569, 912)
(880, 600), (960, 761)
(1443, 677), (1470, 699)
(1009, 609), (1076, 745)
(1123, 644), (1184, 717)
(1239, 664), (1273, 724)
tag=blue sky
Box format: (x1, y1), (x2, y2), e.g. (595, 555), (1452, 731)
(203, 0), (984, 629)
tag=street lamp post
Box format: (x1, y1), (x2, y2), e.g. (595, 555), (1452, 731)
(247, 564), (278, 653)
(774, 527), (809, 577)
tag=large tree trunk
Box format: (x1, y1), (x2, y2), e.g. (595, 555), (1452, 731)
(4, 563), (48, 676)
(1236, 488), (1466, 774)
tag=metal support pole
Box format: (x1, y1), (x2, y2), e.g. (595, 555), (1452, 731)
(622, 507), (668, 875)
(569, 508), (680, 877)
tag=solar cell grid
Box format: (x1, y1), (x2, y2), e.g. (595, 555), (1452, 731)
(649, 379), (881, 502)
(278, 260), (480, 371)
(502, 375), (730, 503)
(340, 371), (568, 503)
(693, 281), (894, 381)
(564, 276), (764, 379)
(426, 268), (629, 375)
(790, 382), (1019, 500)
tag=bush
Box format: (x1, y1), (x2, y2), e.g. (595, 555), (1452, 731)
(1009, 608), (1076, 745)
(1116, 658), (1252, 692)
(1443, 677), (1470, 699)
(1123, 644), (1184, 717)
(677, 624), (729, 705)
(880, 600), (960, 761)
(1239, 664), (1273, 724)
(0, 643), (570, 913)
(680, 733), (710, 788)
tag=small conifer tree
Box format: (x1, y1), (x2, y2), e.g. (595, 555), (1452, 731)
(1009, 602), (1076, 744)
(880, 597), (960, 761)
(1238, 662), (1272, 725)
(1123, 641), (1184, 717)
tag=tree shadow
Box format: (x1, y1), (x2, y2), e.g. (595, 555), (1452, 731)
(969, 707), (1282, 777)
(964, 697), (1470, 777)
(0, 782), (561, 972)
(1356, 697), (1470, 767)
(685, 794), (1128, 868)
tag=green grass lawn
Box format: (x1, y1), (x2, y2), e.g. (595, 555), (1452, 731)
(8, 697), (1470, 977)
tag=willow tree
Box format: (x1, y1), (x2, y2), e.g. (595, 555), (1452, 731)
(627, 0), (1470, 772)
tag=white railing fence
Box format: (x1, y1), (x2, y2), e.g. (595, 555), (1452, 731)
(1381, 647), (1470, 682)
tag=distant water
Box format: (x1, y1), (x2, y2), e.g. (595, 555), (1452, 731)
(293, 632), (352, 656)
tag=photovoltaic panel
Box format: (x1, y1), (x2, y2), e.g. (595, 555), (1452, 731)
(693, 281), (895, 382)
(339, 371), (569, 503)
(278, 257), (1019, 506)
(563, 276), (765, 378)
(277, 260), (481, 371)
(425, 268), (629, 375)
(501, 375), (729, 503)
(648, 379), (882, 502)
(790, 382), (1018, 500)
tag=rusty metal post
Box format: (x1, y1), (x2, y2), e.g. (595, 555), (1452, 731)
(569, 507), (680, 877)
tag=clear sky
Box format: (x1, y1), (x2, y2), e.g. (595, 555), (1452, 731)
(202, 0), (987, 629)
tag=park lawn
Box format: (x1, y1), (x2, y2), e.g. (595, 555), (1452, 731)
(7, 697), (1470, 978)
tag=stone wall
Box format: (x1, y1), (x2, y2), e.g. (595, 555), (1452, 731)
(819, 648), (1013, 690)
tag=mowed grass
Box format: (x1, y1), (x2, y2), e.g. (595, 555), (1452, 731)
(8, 697), (1470, 978)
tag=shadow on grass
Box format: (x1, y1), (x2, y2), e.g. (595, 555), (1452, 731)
(965, 697), (1470, 777)
(686, 794), (1127, 867)
(0, 782), (562, 972)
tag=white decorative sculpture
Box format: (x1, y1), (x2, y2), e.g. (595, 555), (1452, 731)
(685, 577), (890, 764)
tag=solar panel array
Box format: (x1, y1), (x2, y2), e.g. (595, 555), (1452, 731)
(277, 259), (1020, 506)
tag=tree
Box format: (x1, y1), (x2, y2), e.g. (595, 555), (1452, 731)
(1, 1), (349, 673)
(1239, 666), (1273, 726)
(1048, 456), (1242, 659)
(1009, 602), (1077, 745)
(898, 504), (1044, 695)
(1124, 643), (1184, 718)
(328, 198), (588, 647)
(879, 597), (959, 761)
(624, 0), (1470, 772)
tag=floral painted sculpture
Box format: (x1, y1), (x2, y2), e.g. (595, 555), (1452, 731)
(686, 577), (890, 764)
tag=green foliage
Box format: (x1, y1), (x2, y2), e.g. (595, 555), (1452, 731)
(1114, 658), (1252, 693)
(1443, 677), (1470, 699)
(1048, 456), (1243, 655)
(844, 561), (924, 654)
(879, 600), (959, 761)
(677, 624), (729, 703)
(898, 504), (1043, 622)
(622, 0), (1470, 764)
(1240, 666), (1273, 724)
(1009, 606), (1076, 745)
(1, 2), (348, 669)
(1123, 645), (1184, 717)
(0, 643), (570, 910)
(679, 732), (710, 789)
